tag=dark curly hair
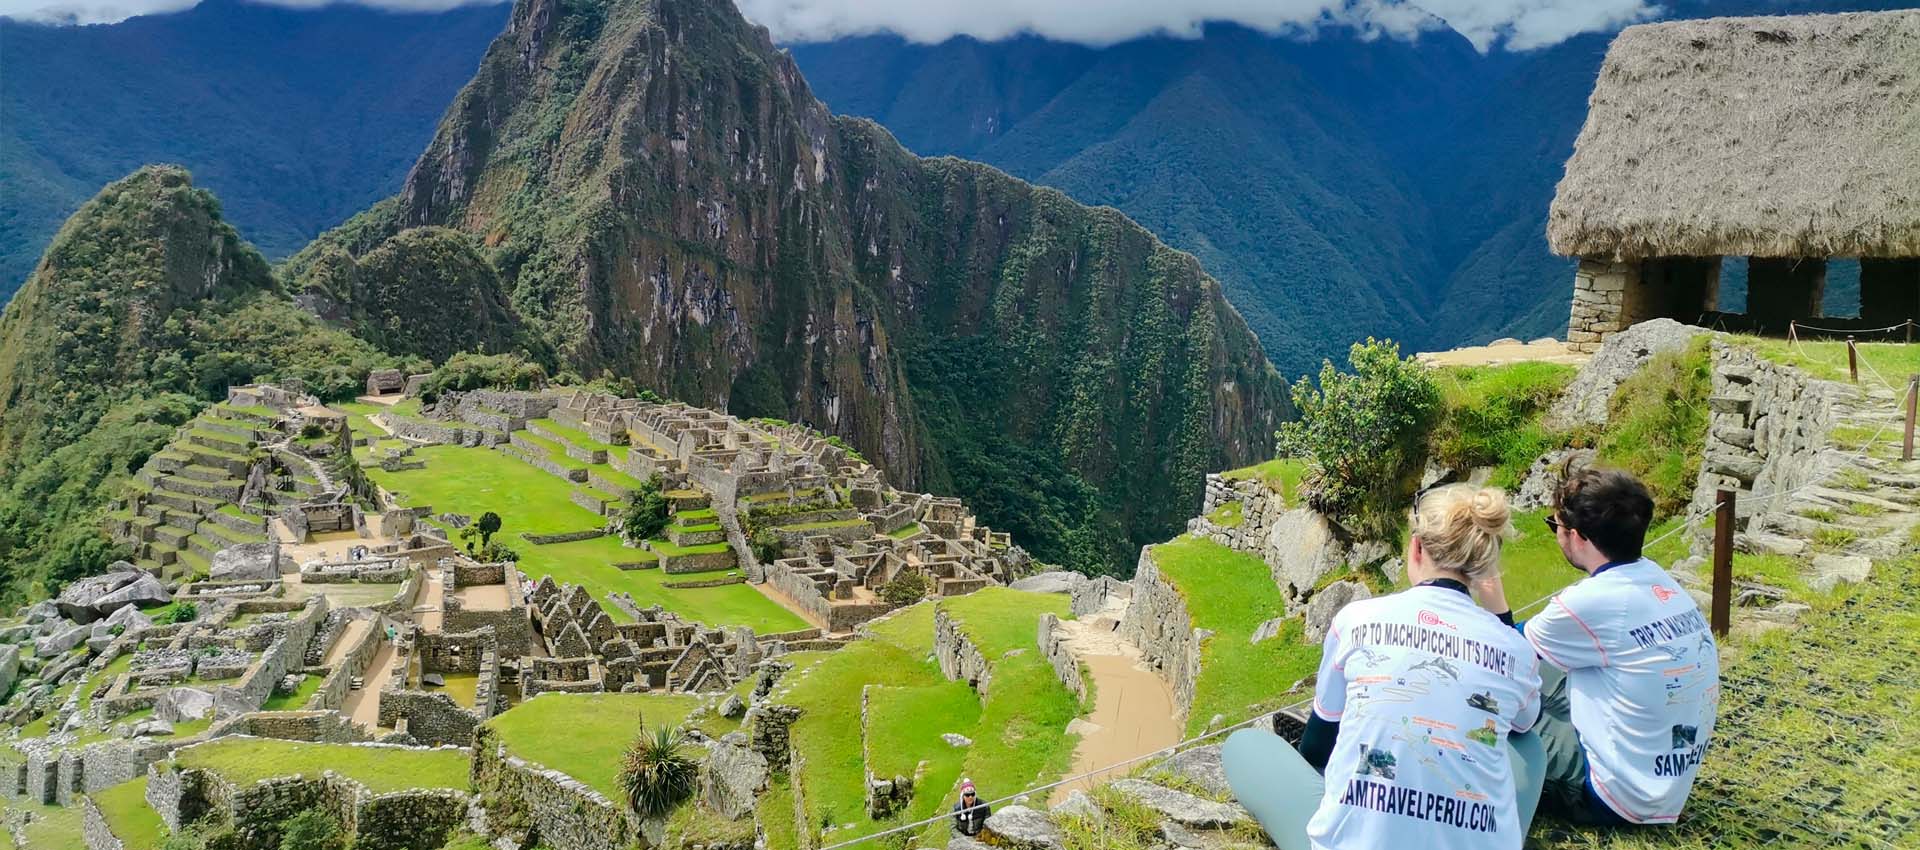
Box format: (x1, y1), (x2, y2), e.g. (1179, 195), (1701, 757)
(1553, 467), (1655, 563)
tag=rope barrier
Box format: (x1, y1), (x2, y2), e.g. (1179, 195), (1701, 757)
(1788, 320), (1914, 336)
(814, 347), (1912, 850)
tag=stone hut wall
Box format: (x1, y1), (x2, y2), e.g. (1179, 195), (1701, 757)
(1069, 576), (1132, 618)
(1689, 339), (1841, 550)
(373, 569), (424, 618)
(1118, 548), (1200, 719)
(313, 619), (384, 713)
(448, 560), (507, 587)
(1035, 613), (1085, 701)
(471, 727), (639, 850)
(933, 609), (992, 696)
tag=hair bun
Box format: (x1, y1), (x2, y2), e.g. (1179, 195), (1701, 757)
(1469, 488), (1510, 533)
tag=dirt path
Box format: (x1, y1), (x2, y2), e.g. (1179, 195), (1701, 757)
(1049, 604), (1180, 803)
(343, 638), (397, 729)
(323, 619), (373, 667)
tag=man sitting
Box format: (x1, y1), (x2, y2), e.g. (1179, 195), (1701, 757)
(1475, 468), (1721, 825)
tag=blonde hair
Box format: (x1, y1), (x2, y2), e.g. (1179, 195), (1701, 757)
(1410, 484), (1512, 580)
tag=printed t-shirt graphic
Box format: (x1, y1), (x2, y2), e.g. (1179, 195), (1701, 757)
(1309, 585), (1543, 850)
(1525, 558), (1720, 824)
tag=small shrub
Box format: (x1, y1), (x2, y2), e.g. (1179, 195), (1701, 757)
(621, 476), (670, 542)
(278, 810), (345, 850)
(749, 527), (782, 563)
(1848, 501), (1886, 517)
(1800, 507), (1838, 523)
(155, 602), (198, 625)
(1276, 338), (1441, 538)
(880, 570), (929, 605)
(618, 721), (698, 818)
(298, 422), (326, 440)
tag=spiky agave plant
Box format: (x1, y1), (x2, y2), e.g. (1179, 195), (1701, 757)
(618, 722), (699, 818)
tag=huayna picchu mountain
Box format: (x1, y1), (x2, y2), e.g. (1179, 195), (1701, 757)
(0, 166), (403, 599)
(292, 0), (1287, 575)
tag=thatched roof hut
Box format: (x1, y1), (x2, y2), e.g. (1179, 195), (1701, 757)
(1548, 10), (1920, 261)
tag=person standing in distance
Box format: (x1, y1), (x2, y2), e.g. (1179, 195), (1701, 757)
(1475, 467), (1720, 826)
(1221, 485), (1547, 850)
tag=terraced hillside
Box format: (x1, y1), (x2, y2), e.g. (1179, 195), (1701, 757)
(104, 404), (292, 580)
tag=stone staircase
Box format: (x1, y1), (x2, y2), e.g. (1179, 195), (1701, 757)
(1730, 379), (1920, 615)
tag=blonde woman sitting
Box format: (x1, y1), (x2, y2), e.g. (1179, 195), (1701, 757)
(1221, 485), (1547, 850)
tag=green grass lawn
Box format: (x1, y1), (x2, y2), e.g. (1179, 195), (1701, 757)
(92, 777), (166, 850)
(171, 738), (469, 793)
(1150, 535), (1321, 736)
(2, 799), (83, 849)
(1737, 335), (1920, 386)
(1220, 458), (1303, 505)
(365, 444), (606, 536)
(260, 673), (324, 711)
(863, 684), (982, 780)
(487, 692), (706, 797)
(514, 535), (803, 631)
(533, 417), (630, 464)
(886, 522), (922, 539)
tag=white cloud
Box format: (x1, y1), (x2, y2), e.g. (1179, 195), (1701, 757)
(0, 0), (1659, 53)
(0, 0), (503, 26)
(738, 0), (1659, 52)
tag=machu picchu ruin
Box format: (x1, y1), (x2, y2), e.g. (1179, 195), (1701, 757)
(0, 1), (1916, 850)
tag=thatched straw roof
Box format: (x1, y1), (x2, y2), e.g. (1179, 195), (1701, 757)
(1548, 10), (1920, 260)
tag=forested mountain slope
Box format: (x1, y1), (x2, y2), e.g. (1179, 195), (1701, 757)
(289, 0), (1286, 575)
(0, 0), (509, 301)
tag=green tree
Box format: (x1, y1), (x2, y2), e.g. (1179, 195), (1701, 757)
(476, 511), (502, 546)
(278, 810), (345, 850)
(621, 476), (670, 542)
(1276, 338), (1441, 539)
(880, 569), (929, 605)
(617, 720), (698, 819)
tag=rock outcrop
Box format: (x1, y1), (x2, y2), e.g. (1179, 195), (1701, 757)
(1548, 318), (1706, 428)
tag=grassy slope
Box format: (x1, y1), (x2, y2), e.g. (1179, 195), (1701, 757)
(91, 777), (165, 850)
(1150, 535), (1319, 737)
(780, 592), (1080, 847)
(486, 692), (706, 798)
(1739, 336), (1920, 385)
(172, 738), (468, 793)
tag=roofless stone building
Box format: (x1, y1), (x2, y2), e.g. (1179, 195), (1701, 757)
(1551, 9), (1920, 352)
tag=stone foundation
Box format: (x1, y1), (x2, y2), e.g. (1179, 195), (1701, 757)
(1118, 549), (1199, 719)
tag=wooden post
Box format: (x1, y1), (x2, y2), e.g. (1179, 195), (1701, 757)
(1848, 336), (1859, 382)
(1789, 320), (1799, 348)
(1711, 490), (1734, 638)
(1906, 319), (1913, 345)
(1905, 375), (1918, 462)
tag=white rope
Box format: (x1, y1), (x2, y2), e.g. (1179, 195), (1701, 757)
(813, 353), (1911, 850)
(1788, 320), (1915, 336)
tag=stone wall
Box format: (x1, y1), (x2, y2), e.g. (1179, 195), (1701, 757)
(1035, 613), (1085, 701)
(149, 740), (471, 849)
(312, 617), (383, 712)
(1567, 258), (1637, 353)
(1186, 474), (1285, 556)
(1689, 339), (1841, 551)
(1070, 576), (1131, 618)
(213, 597), (328, 719)
(378, 690), (478, 747)
(934, 609), (992, 696)
(210, 711), (373, 744)
(471, 726), (640, 850)
(1118, 548), (1200, 719)
(82, 795), (125, 850)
